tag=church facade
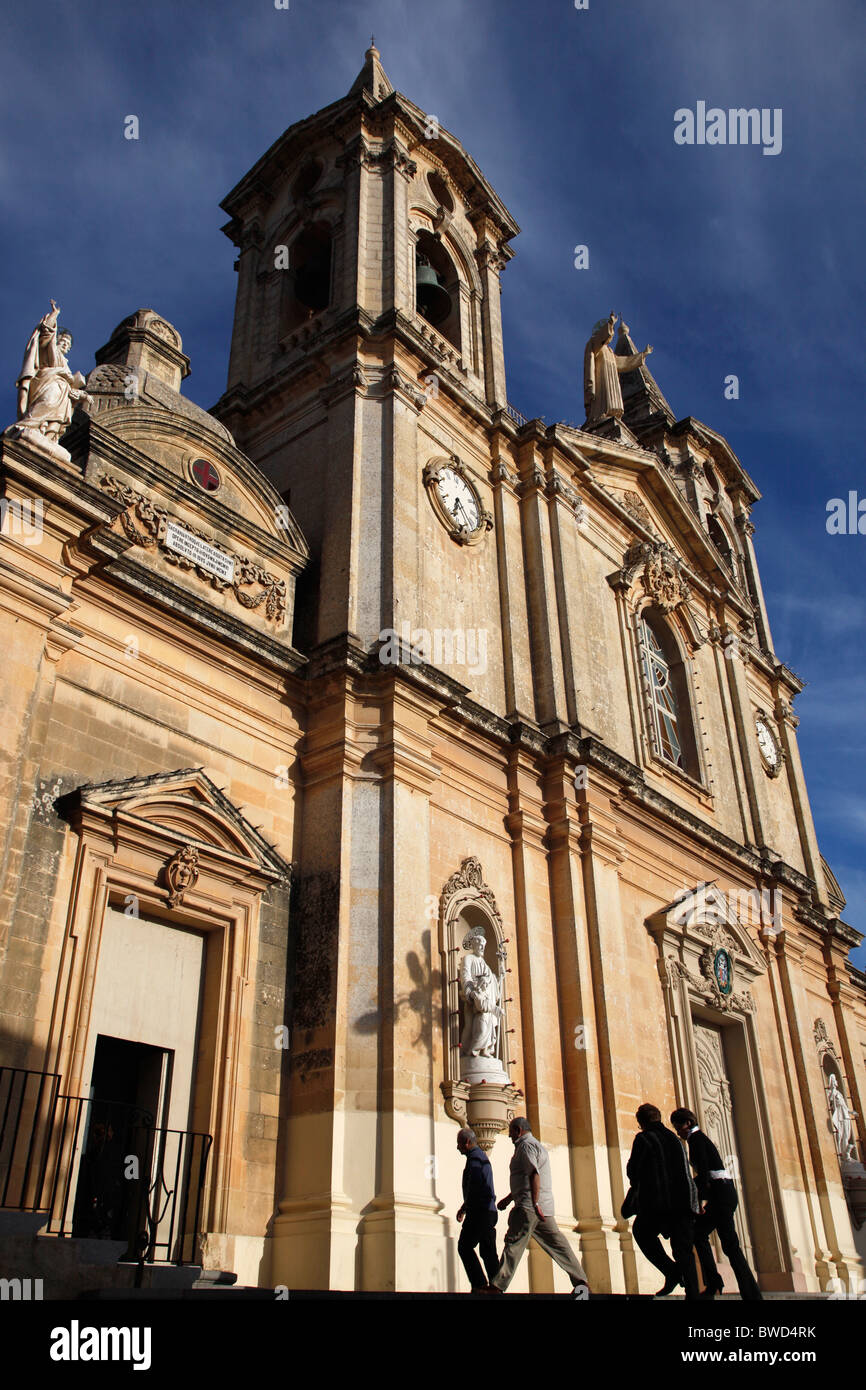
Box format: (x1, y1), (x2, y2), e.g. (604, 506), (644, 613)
(1, 47), (864, 1296)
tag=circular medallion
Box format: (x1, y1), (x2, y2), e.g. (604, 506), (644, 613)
(713, 948), (733, 997)
(191, 458), (221, 493)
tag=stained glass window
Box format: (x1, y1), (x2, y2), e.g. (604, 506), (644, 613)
(639, 618), (683, 768)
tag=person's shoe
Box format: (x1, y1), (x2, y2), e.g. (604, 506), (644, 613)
(481, 1284), (504, 1295)
(655, 1273), (683, 1296)
(572, 1280), (590, 1301)
(470, 1284), (489, 1294)
(700, 1278), (724, 1299)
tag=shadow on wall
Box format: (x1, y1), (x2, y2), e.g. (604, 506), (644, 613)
(354, 929), (442, 1054)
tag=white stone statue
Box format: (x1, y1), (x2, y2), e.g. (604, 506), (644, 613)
(827, 1073), (857, 1163)
(7, 300), (90, 460)
(459, 926), (501, 1061)
(583, 312), (652, 426)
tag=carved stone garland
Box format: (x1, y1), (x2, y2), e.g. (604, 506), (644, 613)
(99, 475), (287, 622)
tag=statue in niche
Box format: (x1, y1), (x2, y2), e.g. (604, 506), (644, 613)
(459, 925), (501, 1061)
(827, 1073), (857, 1163)
(7, 300), (90, 459)
(583, 312), (652, 426)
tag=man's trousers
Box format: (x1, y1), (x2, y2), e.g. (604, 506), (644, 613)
(458, 1210), (499, 1289)
(632, 1211), (699, 1299)
(694, 1180), (762, 1300)
(492, 1203), (587, 1291)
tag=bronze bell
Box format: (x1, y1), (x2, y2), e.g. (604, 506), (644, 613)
(415, 256), (452, 325)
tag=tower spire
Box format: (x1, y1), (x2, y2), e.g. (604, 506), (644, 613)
(348, 39), (394, 100)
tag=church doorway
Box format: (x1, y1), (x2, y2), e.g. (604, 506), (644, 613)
(70, 909), (207, 1252)
(72, 1036), (172, 1243)
(693, 1017), (754, 1267)
(90, 1035), (171, 1128)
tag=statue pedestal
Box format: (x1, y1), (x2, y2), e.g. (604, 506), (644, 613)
(442, 1073), (522, 1151)
(461, 1055), (511, 1086)
(3, 424), (72, 464)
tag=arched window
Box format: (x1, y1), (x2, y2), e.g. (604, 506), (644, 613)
(707, 514), (735, 576)
(638, 611), (700, 777)
(281, 222), (333, 333)
(415, 229), (462, 352)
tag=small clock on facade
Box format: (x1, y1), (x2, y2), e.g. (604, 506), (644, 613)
(423, 456), (492, 545)
(755, 714), (782, 776)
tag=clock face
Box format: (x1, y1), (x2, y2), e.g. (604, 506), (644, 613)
(755, 717), (780, 770)
(436, 468), (480, 533)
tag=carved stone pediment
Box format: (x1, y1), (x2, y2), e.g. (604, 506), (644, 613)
(623, 539), (691, 613)
(647, 882), (766, 1016)
(56, 767), (292, 887)
(441, 855), (503, 931)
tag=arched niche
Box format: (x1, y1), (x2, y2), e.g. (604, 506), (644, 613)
(438, 857), (520, 1149)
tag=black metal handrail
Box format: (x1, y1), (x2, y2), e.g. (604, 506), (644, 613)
(0, 1067), (61, 1209)
(0, 1066), (211, 1266)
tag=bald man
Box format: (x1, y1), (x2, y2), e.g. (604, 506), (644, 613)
(456, 1127), (499, 1291)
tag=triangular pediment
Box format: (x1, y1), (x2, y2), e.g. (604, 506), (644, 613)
(648, 881), (767, 974)
(57, 768), (291, 882)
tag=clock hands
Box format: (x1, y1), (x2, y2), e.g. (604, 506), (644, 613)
(437, 470), (479, 532)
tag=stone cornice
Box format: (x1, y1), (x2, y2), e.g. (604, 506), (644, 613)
(80, 546), (307, 675)
(213, 306), (494, 437)
(289, 640), (824, 902)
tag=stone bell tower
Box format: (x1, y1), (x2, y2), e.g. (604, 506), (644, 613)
(212, 46), (525, 1293)
(214, 42), (519, 652)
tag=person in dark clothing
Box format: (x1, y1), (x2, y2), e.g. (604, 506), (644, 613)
(671, 1108), (762, 1301)
(456, 1126), (499, 1291)
(626, 1103), (700, 1300)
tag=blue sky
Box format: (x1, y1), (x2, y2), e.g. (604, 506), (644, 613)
(1, 0), (864, 964)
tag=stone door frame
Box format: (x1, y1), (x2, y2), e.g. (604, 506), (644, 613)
(49, 769), (289, 1241)
(646, 882), (796, 1285)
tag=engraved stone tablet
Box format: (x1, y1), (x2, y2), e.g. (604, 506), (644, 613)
(164, 521), (235, 581)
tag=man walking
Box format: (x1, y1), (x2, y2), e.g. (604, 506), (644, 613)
(626, 1103), (700, 1299)
(670, 1108), (762, 1300)
(488, 1117), (589, 1297)
(456, 1127), (499, 1291)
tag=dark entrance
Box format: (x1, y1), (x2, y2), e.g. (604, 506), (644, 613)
(72, 1035), (173, 1243)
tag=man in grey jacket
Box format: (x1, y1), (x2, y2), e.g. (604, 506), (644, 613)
(487, 1117), (589, 1297)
